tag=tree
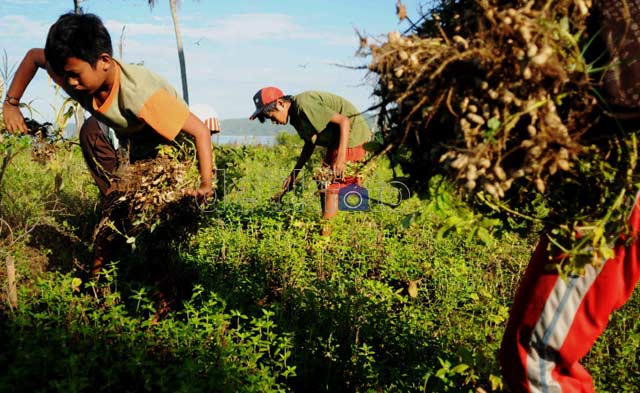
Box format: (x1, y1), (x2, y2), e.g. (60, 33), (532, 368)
(148, 0), (190, 104)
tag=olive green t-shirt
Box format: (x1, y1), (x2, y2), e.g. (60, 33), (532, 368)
(289, 91), (371, 148)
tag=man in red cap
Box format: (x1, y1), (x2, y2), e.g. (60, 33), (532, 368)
(250, 87), (372, 234)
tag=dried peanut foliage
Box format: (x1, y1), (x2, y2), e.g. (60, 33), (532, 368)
(0, 118), (60, 166)
(26, 120), (60, 163)
(313, 158), (378, 189)
(368, 0), (640, 272)
(94, 147), (202, 248)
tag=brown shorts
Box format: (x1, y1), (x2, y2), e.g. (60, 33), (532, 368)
(323, 144), (367, 166)
(79, 117), (168, 196)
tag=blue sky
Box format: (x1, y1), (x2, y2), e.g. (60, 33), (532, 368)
(1, 0), (430, 123)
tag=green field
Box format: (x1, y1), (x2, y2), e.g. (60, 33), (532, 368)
(0, 134), (638, 392)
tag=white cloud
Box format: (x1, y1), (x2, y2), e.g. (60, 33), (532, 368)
(101, 13), (358, 49)
(190, 103), (218, 120)
(178, 13), (356, 46)
(3, 0), (52, 4)
(0, 15), (50, 40)
(320, 32), (362, 47)
(104, 13), (301, 43)
(104, 20), (172, 37)
(185, 13), (300, 42)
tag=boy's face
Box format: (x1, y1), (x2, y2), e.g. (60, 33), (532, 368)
(62, 54), (111, 95)
(263, 100), (289, 125)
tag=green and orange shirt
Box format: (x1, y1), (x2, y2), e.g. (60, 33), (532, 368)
(64, 60), (189, 141)
(289, 91), (372, 148)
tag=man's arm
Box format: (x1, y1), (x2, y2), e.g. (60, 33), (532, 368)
(3, 49), (63, 134)
(274, 141), (316, 201)
(291, 141), (316, 181)
(328, 113), (350, 178)
(180, 112), (214, 199)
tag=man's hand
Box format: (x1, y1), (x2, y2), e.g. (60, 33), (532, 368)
(272, 174), (294, 203)
(328, 113), (350, 180)
(332, 153), (346, 180)
(271, 190), (285, 203)
(2, 102), (27, 134)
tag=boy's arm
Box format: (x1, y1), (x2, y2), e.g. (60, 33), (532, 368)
(180, 112), (214, 199)
(3, 49), (63, 134)
(328, 113), (350, 178)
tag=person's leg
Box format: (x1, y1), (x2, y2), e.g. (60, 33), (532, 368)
(79, 117), (118, 196)
(319, 145), (367, 235)
(79, 117), (122, 278)
(127, 126), (169, 162)
(500, 199), (640, 392)
(320, 148), (338, 226)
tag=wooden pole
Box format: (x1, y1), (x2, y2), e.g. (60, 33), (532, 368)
(6, 255), (17, 310)
(170, 0), (189, 104)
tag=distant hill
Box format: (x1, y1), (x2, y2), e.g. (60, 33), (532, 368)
(220, 114), (377, 136)
(62, 119), (294, 138)
(220, 118), (295, 136)
(64, 114), (377, 139)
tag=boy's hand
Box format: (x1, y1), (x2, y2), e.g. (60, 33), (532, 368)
(2, 103), (28, 134)
(186, 180), (213, 204)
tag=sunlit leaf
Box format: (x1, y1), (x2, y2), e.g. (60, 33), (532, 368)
(71, 277), (82, 292)
(407, 280), (419, 298)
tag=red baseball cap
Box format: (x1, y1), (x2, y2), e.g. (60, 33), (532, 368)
(249, 86), (284, 120)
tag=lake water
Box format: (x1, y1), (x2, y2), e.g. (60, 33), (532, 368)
(64, 123), (278, 146)
(212, 135), (277, 146)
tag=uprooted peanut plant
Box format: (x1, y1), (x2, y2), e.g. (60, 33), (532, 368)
(93, 144), (203, 250)
(369, 0), (637, 273)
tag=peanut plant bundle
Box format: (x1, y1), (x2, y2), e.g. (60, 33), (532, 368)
(94, 150), (201, 249)
(368, 0), (639, 273)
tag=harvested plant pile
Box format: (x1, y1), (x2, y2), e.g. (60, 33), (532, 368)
(369, 0), (639, 272)
(312, 159), (378, 189)
(94, 153), (202, 249)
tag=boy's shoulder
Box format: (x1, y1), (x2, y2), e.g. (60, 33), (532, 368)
(117, 61), (165, 86)
(116, 61), (182, 102)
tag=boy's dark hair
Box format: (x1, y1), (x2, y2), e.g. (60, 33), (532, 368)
(256, 95), (293, 123)
(45, 12), (113, 76)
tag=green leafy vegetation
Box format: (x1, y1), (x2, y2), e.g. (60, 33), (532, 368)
(0, 131), (638, 392)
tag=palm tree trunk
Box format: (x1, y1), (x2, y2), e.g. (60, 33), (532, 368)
(170, 0), (189, 104)
(73, 0), (85, 136)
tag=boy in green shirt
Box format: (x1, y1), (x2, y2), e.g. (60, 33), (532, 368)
(249, 87), (372, 234)
(3, 12), (214, 274)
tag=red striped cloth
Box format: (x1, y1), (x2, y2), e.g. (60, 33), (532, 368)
(203, 117), (221, 134)
(500, 195), (640, 392)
